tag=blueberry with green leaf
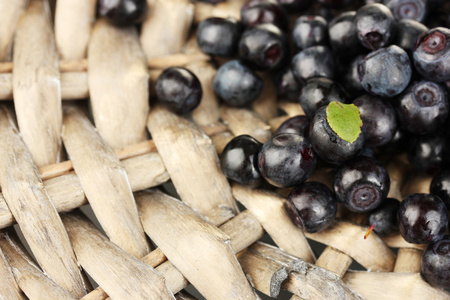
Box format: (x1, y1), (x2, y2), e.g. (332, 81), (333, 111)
(309, 101), (365, 164)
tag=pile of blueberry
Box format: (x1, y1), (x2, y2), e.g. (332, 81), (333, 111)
(98, 0), (450, 291)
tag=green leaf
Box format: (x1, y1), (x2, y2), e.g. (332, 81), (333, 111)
(326, 102), (363, 144)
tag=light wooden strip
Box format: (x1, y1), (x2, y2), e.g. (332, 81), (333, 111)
(278, 101), (305, 117)
(140, 0), (194, 58)
(385, 154), (409, 200)
(305, 221), (396, 272)
(0, 0), (26, 61)
(0, 235), (24, 300)
(0, 230), (78, 300)
(147, 105), (238, 221)
(382, 234), (427, 250)
(0, 106), (87, 297)
(193, 0), (244, 24)
(220, 106), (272, 143)
(62, 213), (175, 300)
(232, 184), (315, 263)
(401, 172), (432, 197)
(136, 189), (257, 300)
(315, 247), (353, 278)
(210, 131), (234, 155)
(61, 72), (89, 100)
(55, 0), (96, 60)
(62, 105), (150, 258)
(155, 261), (190, 295)
(393, 248), (422, 273)
(147, 53), (209, 69)
(343, 271), (450, 300)
(0, 73), (13, 99)
(13, 0), (62, 167)
(88, 19), (149, 149)
(252, 72), (278, 122)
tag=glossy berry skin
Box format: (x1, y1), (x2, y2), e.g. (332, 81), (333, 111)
(284, 181), (337, 233)
(430, 170), (450, 209)
(155, 67), (202, 114)
(328, 11), (365, 58)
(291, 46), (336, 83)
(292, 15), (328, 50)
(334, 156), (390, 212)
(354, 3), (396, 51)
(407, 133), (448, 174)
(421, 236), (450, 289)
(398, 193), (448, 244)
(213, 60), (263, 107)
(394, 19), (428, 54)
(274, 115), (310, 136)
(240, 0), (288, 31)
(257, 133), (317, 188)
(221, 135), (263, 188)
(309, 106), (365, 164)
(394, 80), (448, 135)
(238, 24), (288, 70)
(368, 197), (400, 237)
(358, 45), (412, 97)
(98, 0), (146, 27)
(384, 0), (427, 22)
(275, 67), (302, 102)
(353, 95), (397, 147)
(196, 17), (242, 57)
(299, 77), (349, 118)
(413, 27), (450, 82)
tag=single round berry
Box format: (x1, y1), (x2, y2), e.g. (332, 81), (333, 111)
(368, 197), (400, 237)
(394, 19), (428, 54)
(196, 17), (242, 57)
(275, 67), (302, 102)
(430, 170), (450, 209)
(397, 193), (448, 244)
(240, 0), (288, 31)
(98, 0), (147, 27)
(292, 15), (328, 50)
(328, 11), (365, 58)
(154, 67), (202, 114)
(257, 133), (317, 188)
(285, 181), (337, 233)
(406, 133), (448, 174)
(221, 135), (263, 188)
(421, 235), (450, 289)
(334, 156), (390, 212)
(384, 0), (427, 22)
(213, 60), (263, 107)
(274, 115), (310, 136)
(291, 46), (336, 83)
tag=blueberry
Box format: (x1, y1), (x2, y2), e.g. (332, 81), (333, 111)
(221, 135), (264, 188)
(196, 17), (242, 57)
(357, 45), (412, 97)
(354, 3), (396, 51)
(238, 23), (288, 70)
(368, 197), (400, 237)
(334, 156), (390, 212)
(394, 19), (428, 54)
(384, 0), (427, 22)
(292, 15), (328, 50)
(291, 45), (336, 83)
(328, 11), (365, 58)
(341, 54), (366, 97)
(98, 0), (147, 27)
(430, 170), (450, 209)
(154, 67), (202, 114)
(407, 133), (448, 174)
(413, 27), (450, 82)
(285, 181), (337, 233)
(397, 193), (448, 244)
(274, 115), (310, 136)
(240, 0), (289, 31)
(257, 133), (317, 187)
(275, 67), (303, 102)
(421, 236), (450, 289)
(213, 60), (263, 107)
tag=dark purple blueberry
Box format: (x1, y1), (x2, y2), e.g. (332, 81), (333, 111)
(275, 67), (302, 102)
(430, 170), (450, 209)
(257, 133), (317, 187)
(357, 45), (412, 97)
(413, 27), (450, 82)
(384, 0), (427, 22)
(155, 67), (202, 114)
(421, 235), (450, 289)
(284, 181), (337, 233)
(397, 193), (448, 244)
(317, 0), (355, 7)
(341, 55), (366, 97)
(213, 60), (263, 107)
(334, 156), (390, 212)
(238, 24), (288, 70)
(291, 46), (336, 83)
(292, 15), (328, 50)
(309, 105), (365, 164)
(368, 197), (400, 237)
(221, 135), (264, 187)
(353, 95), (397, 147)
(407, 133), (448, 174)
(328, 11), (365, 58)
(277, 0), (312, 11)
(98, 0), (147, 27)
(274, 115), (310, 136)
(196, 17), (242, 57)
(376, 129), (410, 154)
(240, 0), (288, 31)
(394, 80), (449, 135)
(354, 3), (396, 51)
(299, 77), (349, 118)
(394, 19), (428, 54)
